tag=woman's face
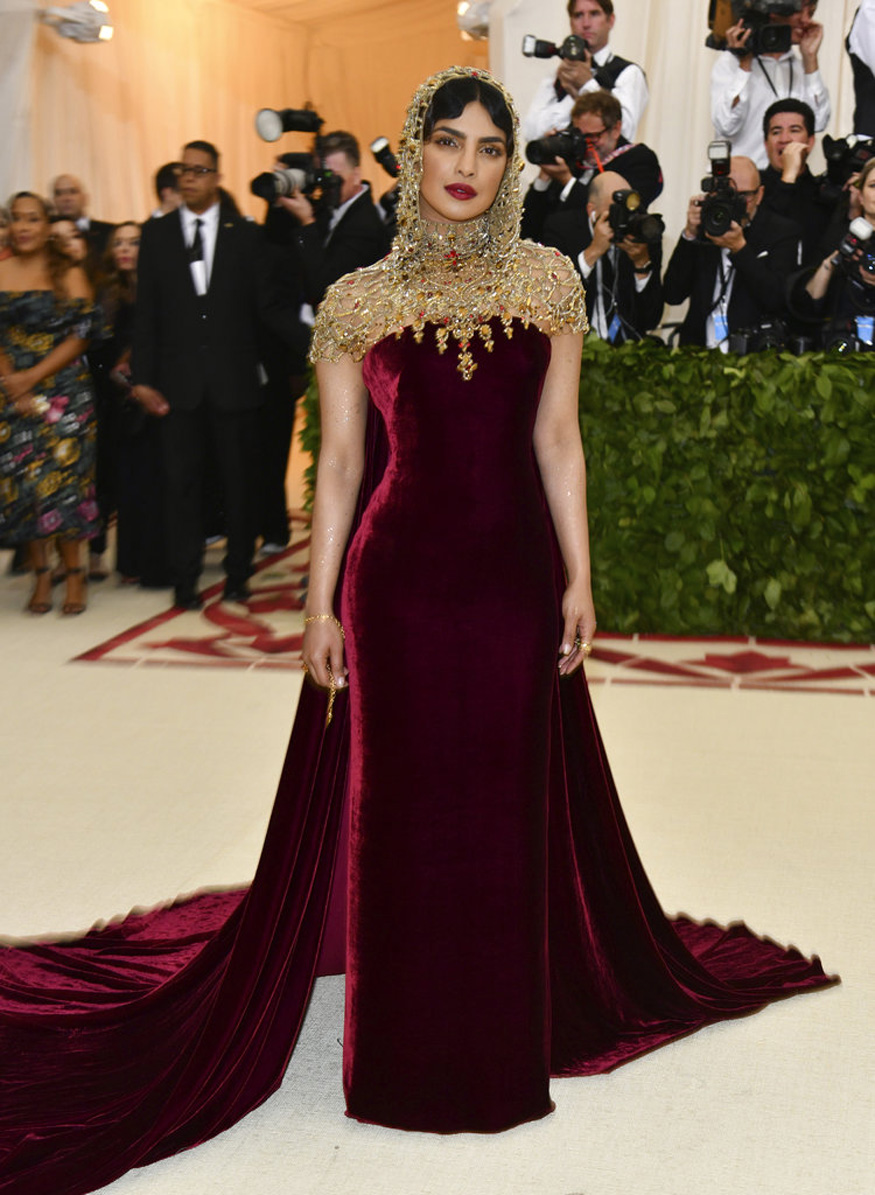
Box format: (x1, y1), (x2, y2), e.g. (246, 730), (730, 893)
(52, 218), (88, 262)
(111, 223), (140, 271)
(419, 100), (508, 224)
(860, 169), (875, 223)
(10, 197), (50, 256)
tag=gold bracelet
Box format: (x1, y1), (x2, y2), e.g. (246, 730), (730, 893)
(304, 612), (345, 639)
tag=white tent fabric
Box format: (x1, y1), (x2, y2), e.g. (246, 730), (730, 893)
(0, 0), (865, 241)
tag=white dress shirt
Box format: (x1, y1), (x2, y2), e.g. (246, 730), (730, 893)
(849, 1), (875, 69)
(522, 46), (649, 143)
(710, 49), (830, 168)
(180, 201), (220, 295)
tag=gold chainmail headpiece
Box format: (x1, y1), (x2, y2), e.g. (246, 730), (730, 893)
(309, 65), (587, 379)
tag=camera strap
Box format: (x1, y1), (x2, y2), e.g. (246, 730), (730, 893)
(756, 54), (792, 101)
(708, 250), (735, 346)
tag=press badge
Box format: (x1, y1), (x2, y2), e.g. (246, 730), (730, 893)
(855, 315), (874, 346)
(608, 314), (622, 343)
(713, 313), (729, 344)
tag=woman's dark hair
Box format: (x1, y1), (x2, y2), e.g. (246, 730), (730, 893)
(423, 76), (514, 158)
(99, 221), (140, 315)
(8, 191), (72, 298)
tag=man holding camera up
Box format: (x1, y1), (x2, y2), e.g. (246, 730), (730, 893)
(711, 1), (829, 169)
(522, 90), (662, 243)
(543, 170), (664, 343)
(279, 131), (390, 309)
(663, 153), (801, 349)
(523, 1), (648, 143)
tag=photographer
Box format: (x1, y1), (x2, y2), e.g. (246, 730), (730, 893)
(523, 1), (648, 143)
(790, 159), (875, 348)
(711, 1), (829, 169)
(543, 170), (663, 343)
(663, 155), (801, 349)
(760, 98), (837, 264)
(278, 131), (390, 309)
(522, 90), (662, 243)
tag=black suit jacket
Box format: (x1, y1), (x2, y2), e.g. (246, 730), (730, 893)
(543, 209), (664, 341)
(522, 139), (663, 245)
(132, 205), (306, 413)
(662, 206), (801, 346)
(292, 186), (390, 308)
(760, 167), (837, 267)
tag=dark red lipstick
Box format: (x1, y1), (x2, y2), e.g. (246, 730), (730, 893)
(445, 184), (477, 200)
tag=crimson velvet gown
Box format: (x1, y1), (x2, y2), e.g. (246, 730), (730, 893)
(0, 321), (836, 1193)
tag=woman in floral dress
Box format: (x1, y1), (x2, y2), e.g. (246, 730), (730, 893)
(0, 192), (99, 614)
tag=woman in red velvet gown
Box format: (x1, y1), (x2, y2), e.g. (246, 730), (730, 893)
(0, 68), (836, 1195)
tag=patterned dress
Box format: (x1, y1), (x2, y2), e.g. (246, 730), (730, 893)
(0, 289), (99, 543)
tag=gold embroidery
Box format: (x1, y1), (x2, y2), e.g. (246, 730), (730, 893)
(309, 66), (587, 380)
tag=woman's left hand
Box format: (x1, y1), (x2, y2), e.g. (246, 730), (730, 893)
(558, 580), (597, 676)
(1, 369), (37, 403)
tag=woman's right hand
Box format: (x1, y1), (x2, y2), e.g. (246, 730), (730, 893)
(302, 616), (348, 691)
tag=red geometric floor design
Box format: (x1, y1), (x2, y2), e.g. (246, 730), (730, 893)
(76, 521), (874, 696)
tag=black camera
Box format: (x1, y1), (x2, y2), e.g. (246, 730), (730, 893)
(254, 106), (323, 143)
(819, 134), (875, 200)
(706, 0), (801, 57)
(522, 33), (589, 62)
(728, 319), (787, 353)
(250, 152), (342, 209)
(699, 139), (748, 237)
(608, 190), (665, 244)
(525, 126), (591, 175)
(838, 216), (875, 274)
(370, 137), (400, 179)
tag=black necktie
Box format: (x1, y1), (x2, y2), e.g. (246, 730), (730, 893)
(189, 217), (204, 263)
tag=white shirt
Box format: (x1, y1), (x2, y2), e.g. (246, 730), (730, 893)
(180, 201), (220, 295)
(522, 46), (649, 143)
(710, 49), (830, 168)
(849, 1), (875, 70)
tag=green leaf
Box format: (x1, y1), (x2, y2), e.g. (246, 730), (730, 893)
(764, 578), (782, 610)
(706, 559), (738, 594)
(815, 372), (833, 401)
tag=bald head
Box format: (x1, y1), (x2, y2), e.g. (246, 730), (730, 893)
(729, 157), (760, 192)
(729, 156), (762, 223)
(587, 170), (629, 217)
(52, 174), (87, 220)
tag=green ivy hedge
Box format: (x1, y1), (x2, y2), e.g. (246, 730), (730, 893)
(299, 341), (875, 643)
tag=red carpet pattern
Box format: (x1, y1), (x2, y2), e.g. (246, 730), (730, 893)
(77, 522), (873, 695)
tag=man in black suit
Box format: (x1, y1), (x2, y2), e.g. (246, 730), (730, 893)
(276, 130), (390, 309)
(760, 99), (837, 265)
(543, 170), (663, 343)
(663, 156), (802, 348)
(522, 90), (662, 244)
(131, 140), (305, 608)
(50, 174), (113, 271)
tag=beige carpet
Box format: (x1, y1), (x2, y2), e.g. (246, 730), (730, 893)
(0, 420), (870, 1194)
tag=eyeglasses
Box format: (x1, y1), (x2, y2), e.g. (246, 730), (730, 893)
(736, 189), (759, 199)
(172, 164), (217, 178)
(581, 127), (609, 141)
